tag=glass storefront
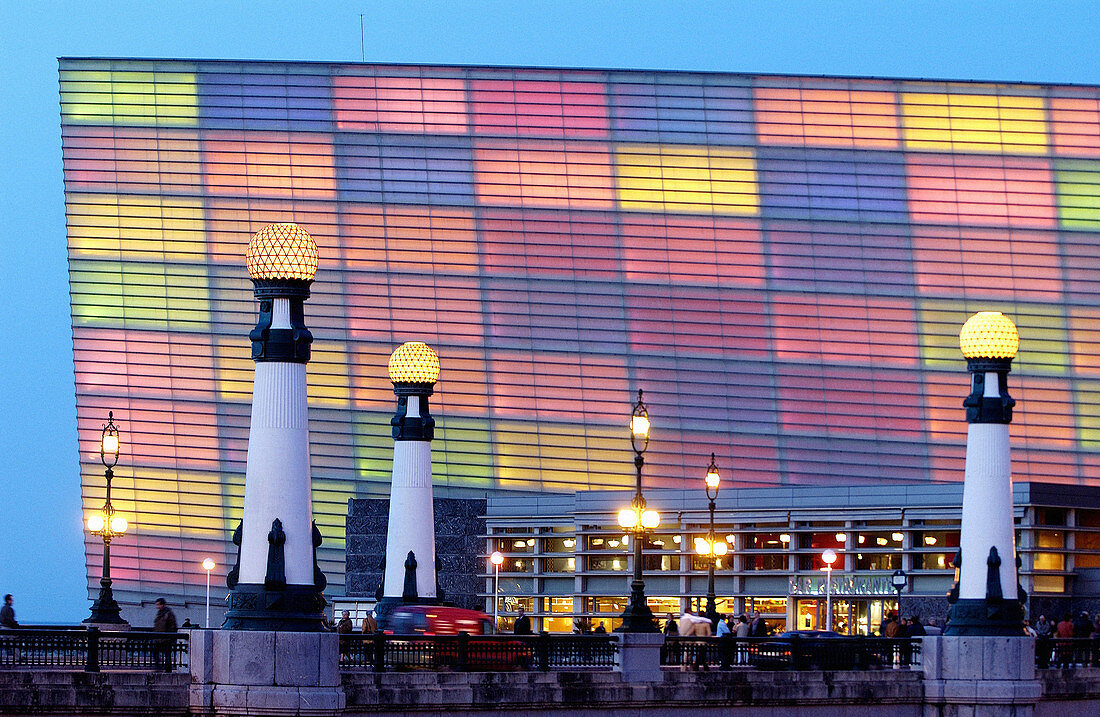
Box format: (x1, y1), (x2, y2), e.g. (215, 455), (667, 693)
(794, 598), (899, 635)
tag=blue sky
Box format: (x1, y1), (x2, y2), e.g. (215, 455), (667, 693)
(1, 1), (1098, 624)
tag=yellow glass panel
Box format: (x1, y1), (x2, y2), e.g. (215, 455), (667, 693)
(901, 93), (1047, 154)
(214, 338), (254, 402)
(307, 341), (351, 407)
(61, 68), (198, 126)
(918, 300), (1067, 374)
(494, 420), (633, 492)
(1078, 381), (1100, 448)
(614, 145), (758, 215)
(67, 194), (205, 260)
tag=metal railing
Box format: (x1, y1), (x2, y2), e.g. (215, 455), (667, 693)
(1036, 637), (1100, 669)
(340, 633), (618, 672)
(0, 628), (188, 672)
(661, 636), (922, 670)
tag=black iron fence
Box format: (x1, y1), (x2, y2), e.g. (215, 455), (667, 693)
(1036, 637), (1100, 669)
(662, 636), (922, 671)
(340, 633), (618, 672)
(0, 628), (188, 672)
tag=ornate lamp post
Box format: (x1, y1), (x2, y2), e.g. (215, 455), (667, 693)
(84, 412), (129, 626)
(694, 454), (726, 626)
(945, 311), (1026, 635)
(490, 551), (504, 633)
(616, 389), (660, 632)
(821, 548), (837, 632)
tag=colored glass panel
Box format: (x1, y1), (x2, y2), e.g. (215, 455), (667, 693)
(918, 300), (1068, 374)
(63, 127), (203, 195)
(307, 341), (351, 407)
(1013, 376), (1076, 447)
(778, 365), (924, 437)
(73, 327), (216, 402)
(911, 226), (1062, 301)
(626, 285), (769, 358)
(489, 352), (629, 424)
(474, 138), (614, 209)
(332, 74), (467, 133)
(1050, 95), (1100, 157)
(901, 92), (1047, 154)
(340, 204), (478, 274)
(67, 193), (205, 259)
(61, 66), (199, 126)
(1063, 229), (1100, 304)
(203, 130), (336, 199)
(484, 278), (628, 355)
(346, 274), (484, 346)
(906, 154), (1057, 229)
(619, 214), (764, 287)
(757, 146), (908, 223)
(203, 198), (340, 271)
(1078, 381), (1100, 448)
(198, 68), (331, 131)
(336, 133), (475, 205)
(471, 78), (608, 138)
(772, 295), (918, 366)
(614, 144), (758, 215)
(610, 80), (753, 145)
(1054, 159), (1100, 229)
(1070, 308), (1100, 375)
(480, 208), (619, 280)
(493, 420), (632, 492)
(754, 86), (899, 148)
(765, 220), (914, 296)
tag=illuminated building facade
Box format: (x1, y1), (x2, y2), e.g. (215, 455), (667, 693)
(60, 58), (1100, 621)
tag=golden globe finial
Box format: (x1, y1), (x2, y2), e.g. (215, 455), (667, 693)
(959, 311), (1019, 360)
(388, 342), (440, 384)
(246, 223), (318, 281)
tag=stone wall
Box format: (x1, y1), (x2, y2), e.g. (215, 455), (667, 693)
(0, 671), (189, 715)
(345, 497), (486, 610)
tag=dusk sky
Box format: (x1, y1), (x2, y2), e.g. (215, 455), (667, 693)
(2, 1), (1098, 623)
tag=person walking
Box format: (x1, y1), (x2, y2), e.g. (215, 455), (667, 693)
(1035, 615), (1052, 638)
(749, 611), (768, 637)
(0, 595), (17, 629)
(152, 598), (178, 672)
(662, 613), (678, 636)
(513, 607), (532, 635)
(361, 611), (377, 634)
(924, 618), (942, 636)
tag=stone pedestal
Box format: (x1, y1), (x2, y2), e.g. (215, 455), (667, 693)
(922, 636), (1041, 717)
(189, 630), (345, 715)
(615, 632), (664, 683)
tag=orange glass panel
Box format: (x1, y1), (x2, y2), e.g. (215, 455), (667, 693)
(474, 139), (614, 209)
(346, 274), (483, 346)
(202, 130), (336, 199)
(926, 372), (970, 442)
(911, 226), (1062, 301)
(76, 398), (220, 471)
(349, 343), (393, 410)
(471, 78), (608, 138)
(204, 197), (339, 271)
(906, 155), (1056, 229)
(1070, 308), (1100, 374)
(1014, 376), (1075, 447)
(754, 87), (899, 148)
(73, 327), (216, 402)
(772, 295), (918, 366)
(1048, 96), (1100, 157)
(340, 204), (478, 274)
(332, 75), (467, 133)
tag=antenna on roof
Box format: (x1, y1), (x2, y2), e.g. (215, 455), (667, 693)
(360, 14), (366, 62)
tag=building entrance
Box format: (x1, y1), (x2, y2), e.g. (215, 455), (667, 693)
(793, 598), (898, 635)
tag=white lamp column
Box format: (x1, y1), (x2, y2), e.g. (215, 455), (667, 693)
(376, 342), (441, 624)
(945, 311), (1026, 636)
(223, 223), (327, 631)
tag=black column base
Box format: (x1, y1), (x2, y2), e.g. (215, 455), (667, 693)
(222, 583), (328, 631)
(944, 598), (1027, 636)
(614, 598), (659, 633)
(84, 584), (128, 626)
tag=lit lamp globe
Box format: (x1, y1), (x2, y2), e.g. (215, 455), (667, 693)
(246, 223), (318, 284)
(822, 548), (838, 567)
(388, 342), (441, 387)
(618, 508), (638, 529)
(87, 513), (105, 533)
(110, 516), (127, 535)
(959, 311), (1018, 361)
(202, 558), (216, 572)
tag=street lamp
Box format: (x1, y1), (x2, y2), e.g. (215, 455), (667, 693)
(84, 412), (129, 626)
(490, 551), (504, 633)
(202, 558), (216, 627)
(616, 389), (660, 632)
(696, 453), (726, 625)
(892, 569), (908, 619)
(821, 548), (837, 632)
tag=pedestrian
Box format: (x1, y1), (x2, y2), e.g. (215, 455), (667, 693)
(1024, 619), (1037, 637)
(662, 612), (678, 636)
(884, 612), (900, 638)
(593, 621), (607, 634)
(1073, 611), (1091, 639)
(513, 607), (532, 635)
(0, 595), (17, 629)
(1035, 615), (1052, 638)
(1057, 613), (1074, 638)
(361, 611), (377, 634)
(908, 616), (926, 637)
(924, 617), (942, 636)
(336, 610), (353, 634)
(716, 613), (732, 637)
(749, 611), (768, 637)
(153, 598), (178, 672)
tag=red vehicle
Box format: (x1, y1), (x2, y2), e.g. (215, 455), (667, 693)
(384, 605), (494, 635)
(383, 606), (529, 669)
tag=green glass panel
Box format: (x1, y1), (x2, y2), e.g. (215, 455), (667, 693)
(919, 300), (1067, 374)
(1077, 381), (1100, 448)
(1055, 160), (1100, 230)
